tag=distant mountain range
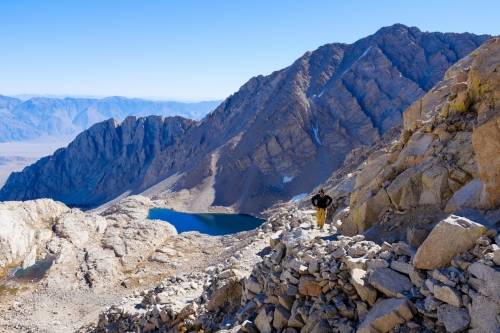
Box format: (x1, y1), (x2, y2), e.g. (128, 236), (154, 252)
(0, 24), (490, 213)
(0, 95), (220, 142)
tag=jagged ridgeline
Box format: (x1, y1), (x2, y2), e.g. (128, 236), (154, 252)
(0, 24), (489, 213)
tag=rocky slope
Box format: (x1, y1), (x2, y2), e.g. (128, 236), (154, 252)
(0, 193), (497, 332)
(84, 36), (500, 333)
(0, 95), (219, 142)
(0, 25), (489, 213)
(90, 205), (499, 333)
(0, 195), (265, 332)
(319, 37), (500, 240)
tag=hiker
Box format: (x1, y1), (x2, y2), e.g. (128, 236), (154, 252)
(311, 189), (333, 229)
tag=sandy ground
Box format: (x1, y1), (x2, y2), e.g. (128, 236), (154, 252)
(0, 135), (74, 187)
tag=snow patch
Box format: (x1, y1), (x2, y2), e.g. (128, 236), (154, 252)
(282, 176), (294, 183)
(312, 125), (322, 145)
(359, 46), (373, 60)
(291, 193), (308, 202)
(340, 46), (374, 78)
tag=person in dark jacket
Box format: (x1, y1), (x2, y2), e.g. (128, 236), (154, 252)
(311, 189), (333, 229)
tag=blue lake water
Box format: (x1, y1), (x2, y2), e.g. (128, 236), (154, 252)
(148, 208), (265, 236)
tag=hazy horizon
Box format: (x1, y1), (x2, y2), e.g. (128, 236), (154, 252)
(2, 93), (222, 103)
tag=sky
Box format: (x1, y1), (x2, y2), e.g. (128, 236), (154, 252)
(1, 0), (499, 101)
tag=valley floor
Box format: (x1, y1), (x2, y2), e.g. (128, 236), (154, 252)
(0, 135), (74, 186)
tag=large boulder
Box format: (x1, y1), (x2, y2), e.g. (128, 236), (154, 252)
(0, 199), (69, 268)
(102, 219), (177, 270)
(419, 165), (449, 205)
(470, 38), (500, 209)
(413, 215), (486, 269)
(444, 179), (483, 212)
(386, 166), (424, 210)
(100, 195), (154, 223)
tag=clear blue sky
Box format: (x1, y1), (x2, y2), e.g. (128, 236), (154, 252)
(1, 0), (498, 101)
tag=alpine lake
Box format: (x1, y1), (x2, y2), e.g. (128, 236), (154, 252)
(148, 208), (265, 236)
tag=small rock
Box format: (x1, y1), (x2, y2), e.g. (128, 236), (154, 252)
(246, 277), (263, 294)
(273, 305), (290, 330)
(350, 268), (377, 305)
(433, 284), (462, 307)
(437, 304), (470, 333)
(357, 298), (414, 333)
(368, 268), (412, 297)
(298, 276), (322, 297)
(367, 259), (389, 270)
(241, 320), (259, 333)
(310, 319), (332, 333)
(390, 260), (413, 275)
(254, 307), (272, 333)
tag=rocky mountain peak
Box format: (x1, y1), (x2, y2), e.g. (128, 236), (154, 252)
(0, 26), (491, 214)
(0, 116), (196, 208)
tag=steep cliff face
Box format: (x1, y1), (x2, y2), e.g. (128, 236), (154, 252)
(0, 25), (490, 212)
(334, 37), (500, 235)
(0, 116), (196, 208)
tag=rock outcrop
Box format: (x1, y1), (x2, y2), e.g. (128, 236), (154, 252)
(0, 199), (69, 269)
(0, 25), (489, 214)
(92, 205), (499, 333)
(0, 196), (177, 289)
(336, 37), (500, 235)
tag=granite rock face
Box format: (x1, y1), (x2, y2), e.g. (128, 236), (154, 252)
(0, 196), (177, 290)
(0, 25), (489, 214)
(341, 37), (500, 234)
(0, 199), (69, 268)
